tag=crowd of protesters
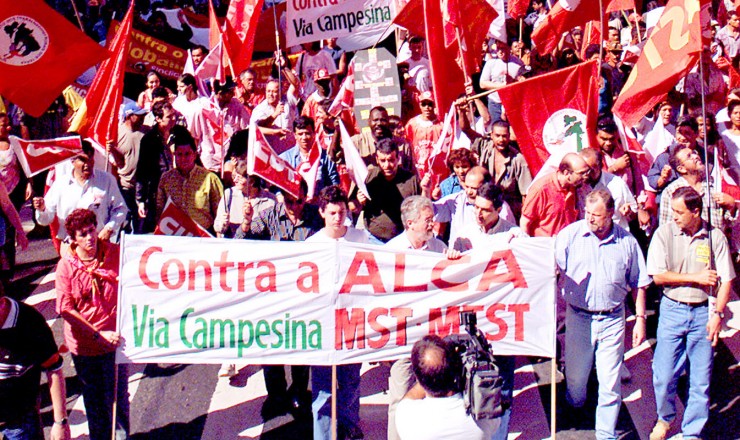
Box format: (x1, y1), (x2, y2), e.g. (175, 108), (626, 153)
(1, 0), (740, 439)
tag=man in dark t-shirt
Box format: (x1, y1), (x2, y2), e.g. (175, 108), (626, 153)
(0, 295), (69, 439)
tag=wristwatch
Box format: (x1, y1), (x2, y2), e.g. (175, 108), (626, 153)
(54, 417), (68, 426)
(716, 310), (726, 320)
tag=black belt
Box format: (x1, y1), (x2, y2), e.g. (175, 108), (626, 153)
(665, 296), (708, 308)
(570, 304), (620, 316)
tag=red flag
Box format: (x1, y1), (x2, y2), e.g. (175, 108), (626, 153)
(531, 0), (606, 55)
(209, 0), (221, 50)
(0, 0), (109, 117)
(68, 3), (134, 147)
(297, 137), (321, 199)
(225, 0), (265, 75)
(329, 62), (354, 117)
(580, 20), (601, 61)
(508, 0), (530, 20)
(9, 135), (82, 177)
(606, 0), (638, 13)
(612, 0), (703, 127)
(443, 0), (498, 75)
(424, 0), (465, 114)
(247, 123), (302, 198)
(155, 198), (214, 237)
(498, 59), (599, 175)
(426, 104), (456, 188)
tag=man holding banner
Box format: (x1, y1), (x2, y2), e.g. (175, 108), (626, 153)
(556, 189), (649, 440)
(306, 185), (371, 440)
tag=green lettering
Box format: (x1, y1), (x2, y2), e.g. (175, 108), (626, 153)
(180, 308), (194, 348)
(193, 318), (208, 349)
(237, 320), (254, 357)
(132, 304), (148, 348)
(155, 318), (169, 348)
(210, 319), (235, 348)
(309, 321), (322, 349)
(255, 320), (270, 348)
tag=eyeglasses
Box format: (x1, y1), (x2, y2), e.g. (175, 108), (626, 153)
(420, 102), (435, 108)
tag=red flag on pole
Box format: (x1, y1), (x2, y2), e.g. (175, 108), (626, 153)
(613, 0), (703, 127)
(0, 0), (109, 117)
(443, 0), (498, 75)
(338, 120), (370, 199)
(155, 198), (214, 237)
(9, 135), (83, 177)
(68, 3), (135, 147)
(247, 123), (302, 198)
(531, 0), (606, 55)
(498, 59), (599, 175)
(606, 0), (638, 13)
(508, 0), (531, 20)
(423, 0), (465, 113)
(225, 0), (265, 75)
(426, 104), (456, 188)
(580, 20), (601, 60)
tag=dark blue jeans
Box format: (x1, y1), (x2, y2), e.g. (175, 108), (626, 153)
(72, 352), (130, 440)
(1, 407), (43, 440)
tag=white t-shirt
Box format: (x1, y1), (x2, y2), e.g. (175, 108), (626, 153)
(395, 394), (499, 440)
(385, 232), (447, 253)
(480, 57), (522, 104)
(305, 226), (371, 244)
(297, 50), (337, 99)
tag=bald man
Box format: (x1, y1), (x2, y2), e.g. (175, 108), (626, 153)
(521, 153), (590, 237)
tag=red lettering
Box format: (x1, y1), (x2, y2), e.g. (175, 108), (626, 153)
(188, 260), (213, 291)
(237, 262), (254, 292)
(484, 304), (508, 341)
(508, 303), (530, 341)
(214, 251), (234, 292)
(339, 252), (386, 294)
(296, 262), (319, 293)
(256, 261), (277, 292)
(139, 246), (162, 289)
(161, 259), (185, 290)
(431, 256), (471, 292)
(367, 308), (390, 349)
(335, 308), (366, 349)
(477, 250), (528, 290)
(390, 307), (413, 346)
(428, 306), (461, 337)
(393, 254), (426, 292)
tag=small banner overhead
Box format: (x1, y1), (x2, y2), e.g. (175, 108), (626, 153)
(351, 48), (401, 122)
(111, 20), (189, 80)
(9, 135), (83, 178)
(117, 235), (556, 365)
(287, 0), (396, 50)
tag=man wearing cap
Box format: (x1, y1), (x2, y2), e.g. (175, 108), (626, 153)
(296, 42), (337, 100)
(404, 91), (442, 178)
(33, 140), (128, 247)
(302, 68), (333, 121)
(211, 79), (250, 171)
(107, 102), (147, 233)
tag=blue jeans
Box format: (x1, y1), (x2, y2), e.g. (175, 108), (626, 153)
(565, 305), (625, 440)
(1, 408), (43, 440)
(653, 296), (712, 438)
(311, 364), (361, 440)
(72, 352), (130, 440)
(490, 355), (515, 440)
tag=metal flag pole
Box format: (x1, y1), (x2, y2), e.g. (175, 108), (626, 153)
(698, 49), (717, 283)
(272, 3), (283, 102)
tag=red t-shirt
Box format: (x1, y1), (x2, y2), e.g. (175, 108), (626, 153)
(56, 242), (120, 356)
(405, 115), (442, 178)
(521, 173), (578, 237)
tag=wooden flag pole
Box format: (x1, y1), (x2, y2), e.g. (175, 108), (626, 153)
(110, 363), (119, 440)
(519, 18), (524, 44)
(331, 365), (338, 440)
(68, 0), (85, 32)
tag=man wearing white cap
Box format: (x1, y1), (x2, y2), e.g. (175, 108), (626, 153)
(404, 91), (442, 178)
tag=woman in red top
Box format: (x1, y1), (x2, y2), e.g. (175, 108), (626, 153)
(55, 208), (129, 440)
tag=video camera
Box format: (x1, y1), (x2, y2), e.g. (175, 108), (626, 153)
(444, 311), (506, 420)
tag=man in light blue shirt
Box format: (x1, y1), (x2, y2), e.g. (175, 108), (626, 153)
(279, 116), (339, 199)
(555, 188), (650, 440)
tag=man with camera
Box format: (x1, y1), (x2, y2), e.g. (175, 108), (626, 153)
(395, 335), (500, 440)
(555, 188), (650, 439)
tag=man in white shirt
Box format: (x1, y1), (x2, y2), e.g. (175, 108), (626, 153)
(395, 335), (499, 440)
(306, 185), (369, 440)
(479, 40), (524, 122)
(252, 79), (300, 154)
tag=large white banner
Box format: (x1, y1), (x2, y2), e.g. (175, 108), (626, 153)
(117, 235), (555, 365)
(286, 0), (396, 51)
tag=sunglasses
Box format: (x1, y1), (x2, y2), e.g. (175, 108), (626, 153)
(420, 101), (435, 108)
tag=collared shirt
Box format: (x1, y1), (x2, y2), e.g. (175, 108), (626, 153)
(453, 217), (526, 252)
(658, 176), (733, 230)
(116, 123), (145, 189)
(521, 172), (578, 237)
(236, 202), (323, 241)
(556, 220), (650, 311)
(362, 167), (422, 242)
(435, 191), (516, 248)
(717, 25), (740, 58)
(471, 138), (532, 217)
(351, 130), (415, 173)
(385, 231), (447, 253)
(439, 175), (462, 198)
(36, 169), (128, 240)
(279, 146), (339, 196)
(156, 165), (224, 230)
(647, 221), (736, 303)
(252, 95), (300, 154)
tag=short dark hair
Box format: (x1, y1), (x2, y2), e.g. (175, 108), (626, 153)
(676, 115), (699, 133)
(672, 186), (703, 213)
(410, 335), (460, 398)
(317, 185), (348, 211)
(376, 138), (399, 155)
(191, 44), (209, 55)
(178, 73), (197, 89)
(584, 43), (601, 60)
(476, 182), (504, 209)
(596, 117), (618, 134)
(446, 148), (476, 172)
(168, 125), (197, 152)
(151, 101), (172, 119)
(239, 68), (257, 79)
(491, 119), (510, 131)
(80, 139), (95, 159)
(727, 99), (740, 116)
(669, 145), (691, 172)
(65, 208), (97, 239)
(151, 86), (170, 99)
(293, 116), (315, 132)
